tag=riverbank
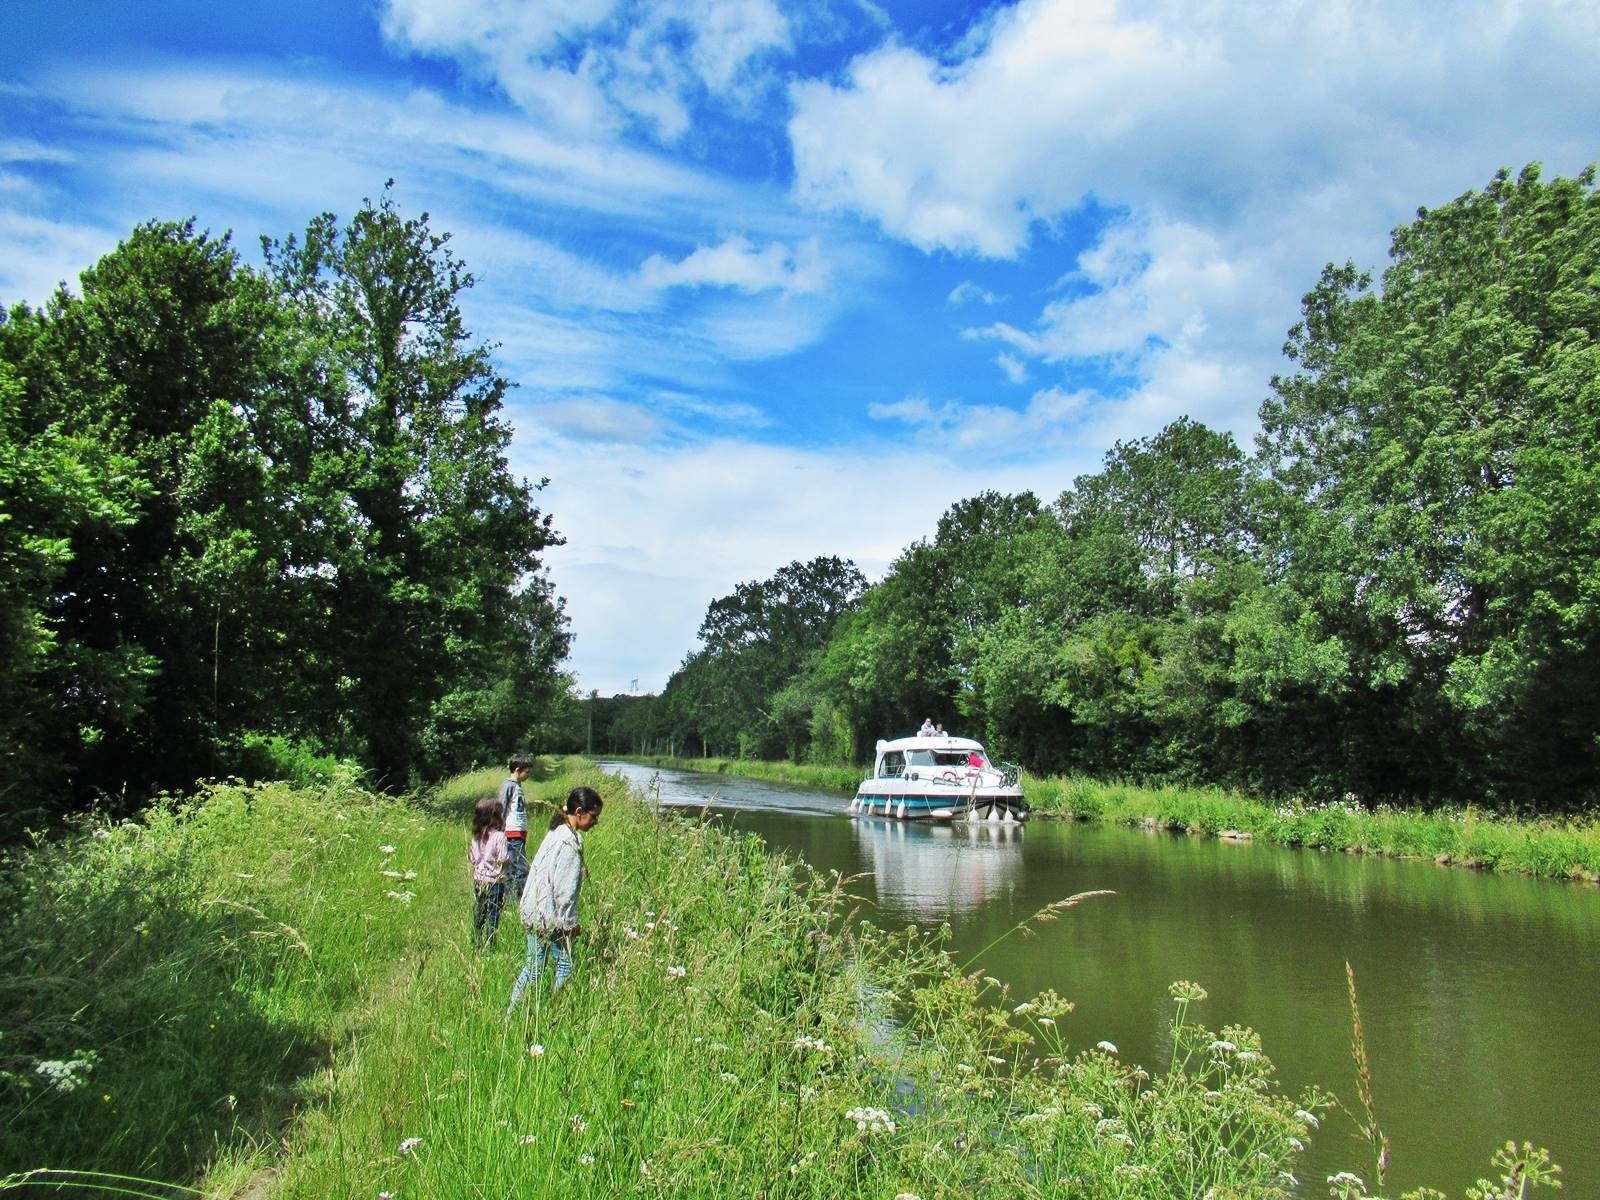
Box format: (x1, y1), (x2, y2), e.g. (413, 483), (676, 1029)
(3, 758), (1330, 1198)
(618, 754), (1600, 883)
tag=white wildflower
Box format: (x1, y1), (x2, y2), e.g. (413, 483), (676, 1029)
(624, 927), (639, 939)
(1236, 1050), (1259, 1062)
(1095, 1040), (1118, 1054)
(1327, 1172), (1364, 1187)
(379, 844), (397, 854)
(985, 1054), (1006, 1065)
(569, 1114), (588, 1133)
(843, 1105), (896, 1135)
(788, 1152), (816, 1175)
(640, 1160), (651, 1177)
(519, 1134), (537, 1145)
(1037, 1016), (1056, 1026)
(720, 1071), (739, 1083)
(955, 1063), (974, 1074)
(666, 964), (687, 978)
(709, 1042), (730, 1052)
(792, 1035), (832, 1054)
(1012, 1002), (1036, 1014)
(1288, 1136), (1304, 1150)
(1295, 1108), (1321, 1128)
(335, 813), (348, 821)
(34, 1057), (96, 1093)
(1207, 1040), (1236, 1053)
(398, 1136), (422, 1156)
(1280, 1172), (1298, 1187)
(384, 890), (415, 904)
(578, 1154), (594, 1165)
(528, 1044), (545, 1057)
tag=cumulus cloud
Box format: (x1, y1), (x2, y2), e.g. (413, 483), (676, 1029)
(379, 0), (791, 142)
(791, 0), (1600, 442)
(996, 352), (1028, 384)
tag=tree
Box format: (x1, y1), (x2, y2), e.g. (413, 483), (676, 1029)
(263, 185), (568, 786)
(1258, 163), (1600, 806)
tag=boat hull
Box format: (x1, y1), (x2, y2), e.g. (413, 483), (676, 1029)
(849, 784), (1028, 823)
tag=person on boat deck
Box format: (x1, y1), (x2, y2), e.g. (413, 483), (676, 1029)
(917, 717), (936, 736)
(934, 723), (946, 737)
(968, 750), (984, 768)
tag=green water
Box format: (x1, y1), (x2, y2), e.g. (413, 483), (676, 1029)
(601, 761), (1600, 1197)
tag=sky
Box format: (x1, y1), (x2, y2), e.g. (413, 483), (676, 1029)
(3, 0), (1596, 696)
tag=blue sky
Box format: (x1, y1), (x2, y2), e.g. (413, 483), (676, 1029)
(4, 0), (1597, 695)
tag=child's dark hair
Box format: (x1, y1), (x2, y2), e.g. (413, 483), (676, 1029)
(509, 754), (536, 774)
(472, 795), (505, 839)
(550, 785), (604, 830)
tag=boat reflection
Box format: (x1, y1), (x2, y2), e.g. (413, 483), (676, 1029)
(851, 815), (1026, 919)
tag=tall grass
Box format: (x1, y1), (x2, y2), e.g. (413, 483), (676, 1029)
(1, 761), (1558, 1198)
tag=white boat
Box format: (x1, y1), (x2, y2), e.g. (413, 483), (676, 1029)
(848, 734), (1027, 823)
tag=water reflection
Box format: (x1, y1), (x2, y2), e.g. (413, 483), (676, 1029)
(850, 816), (1026, 918)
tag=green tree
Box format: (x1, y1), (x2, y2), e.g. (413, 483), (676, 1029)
(263, 186), (568, 785)
(1259, 163), (1600, 806)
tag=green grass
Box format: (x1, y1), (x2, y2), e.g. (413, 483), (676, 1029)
(623, 755), (1600, 883)
(0, 760), (1561, 1199)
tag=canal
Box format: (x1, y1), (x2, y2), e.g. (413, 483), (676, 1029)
(599, 760), (1598, 1197)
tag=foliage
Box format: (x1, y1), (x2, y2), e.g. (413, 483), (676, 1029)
(0, 191), (569, 823)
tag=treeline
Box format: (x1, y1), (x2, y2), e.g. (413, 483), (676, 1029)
(630, 165), (1600, 812)
(0, 188), (570, 831)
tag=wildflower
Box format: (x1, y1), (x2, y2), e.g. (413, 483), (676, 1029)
(1280, 1172), (1298, 1187)
(529, 1044), (546, 1057)
(788, 1152), (816, 1175)
(985, 1054), (1006, 1065)
(569, 1115), (588, 1133)
(34, 1057), (96, 1093)
(398, 1136), (422, 1156)
(1327, 1172), (1364, 1187)
(1294, 1108), (1321, 1128)
(1288, 1136), (1304, 1150)
(1012, 1002), (1036, 1014)
(380, 845), (397, 854)
(709, 1042), (730, 1052)
(1080, 1103), (1102, 1118)
(578, 1154), (595, 1165)
(378, 1193), (394, 1199)
(955, 1063), (974, 1074)
(1168, 980), (1208, 1002)
(843, 1105), (896, 1135)
(233, 872), (255, 878)
(620, 1098), (635, 1109)
(645, 921), (657, 930)
(384, 890), (416, 904)
(1236, 1050), (1259, 1062)
(720, 1071), (739, 1083)
(640, 1160), (651, 1177)
(666, 965), (687, 978)
(646, 910), (656, 917)
(92, 827), (111, 840)
(1037, 1017), (1056, 1026)
(519, 1134), (537, 1145)
(895, 1194), (923, 1200)
(1095, 1118), (1125, 1136)
(336, 813), (349, 821)
(792, 1035), (832, 1054)
(1095, 1040), (1118, 1054)
(625, 927), (639, 939)
(1207, 1040), (1236, 1053)
(1107, 1132), (1134, 1147)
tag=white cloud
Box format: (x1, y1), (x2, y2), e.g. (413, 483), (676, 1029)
(791, 0), (1600, 447)
(947, 279), (1001, 306)
(0, 210), (121, 306)
(868, 385), (1090, 452)
(638, 235), (830, 295)
(534, 395), (669, 444)
(996, 352), (1027, 384)
(379, 0), (791, 142)
(530, 431), (1097, 693)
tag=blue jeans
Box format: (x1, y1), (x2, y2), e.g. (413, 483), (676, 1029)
(506, 931), (574, 1013)
(472, 879), (506, 946)
(505, 837), (529, 905)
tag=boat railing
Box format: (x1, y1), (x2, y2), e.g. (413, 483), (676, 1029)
(1000, 762), (1021, 787)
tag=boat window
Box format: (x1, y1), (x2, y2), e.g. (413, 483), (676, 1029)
(906, 749), (936, 767)
(878, 751), (905, 778)
(933, 751), (971, 767)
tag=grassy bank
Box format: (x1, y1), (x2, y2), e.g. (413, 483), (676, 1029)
(624, 754), (1600, 883)
(1, 760), (1558, 1199)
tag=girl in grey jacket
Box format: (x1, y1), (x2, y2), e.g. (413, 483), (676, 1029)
(507, 786), (604, 1012)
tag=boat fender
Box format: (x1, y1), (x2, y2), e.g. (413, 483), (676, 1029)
(896, 800), (907, 819)
(907, 771), (918, 781)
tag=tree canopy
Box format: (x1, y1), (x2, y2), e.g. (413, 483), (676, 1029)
(1, 193), (569, 829)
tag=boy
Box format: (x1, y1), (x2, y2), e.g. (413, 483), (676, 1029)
(499, 756), (535, 903)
